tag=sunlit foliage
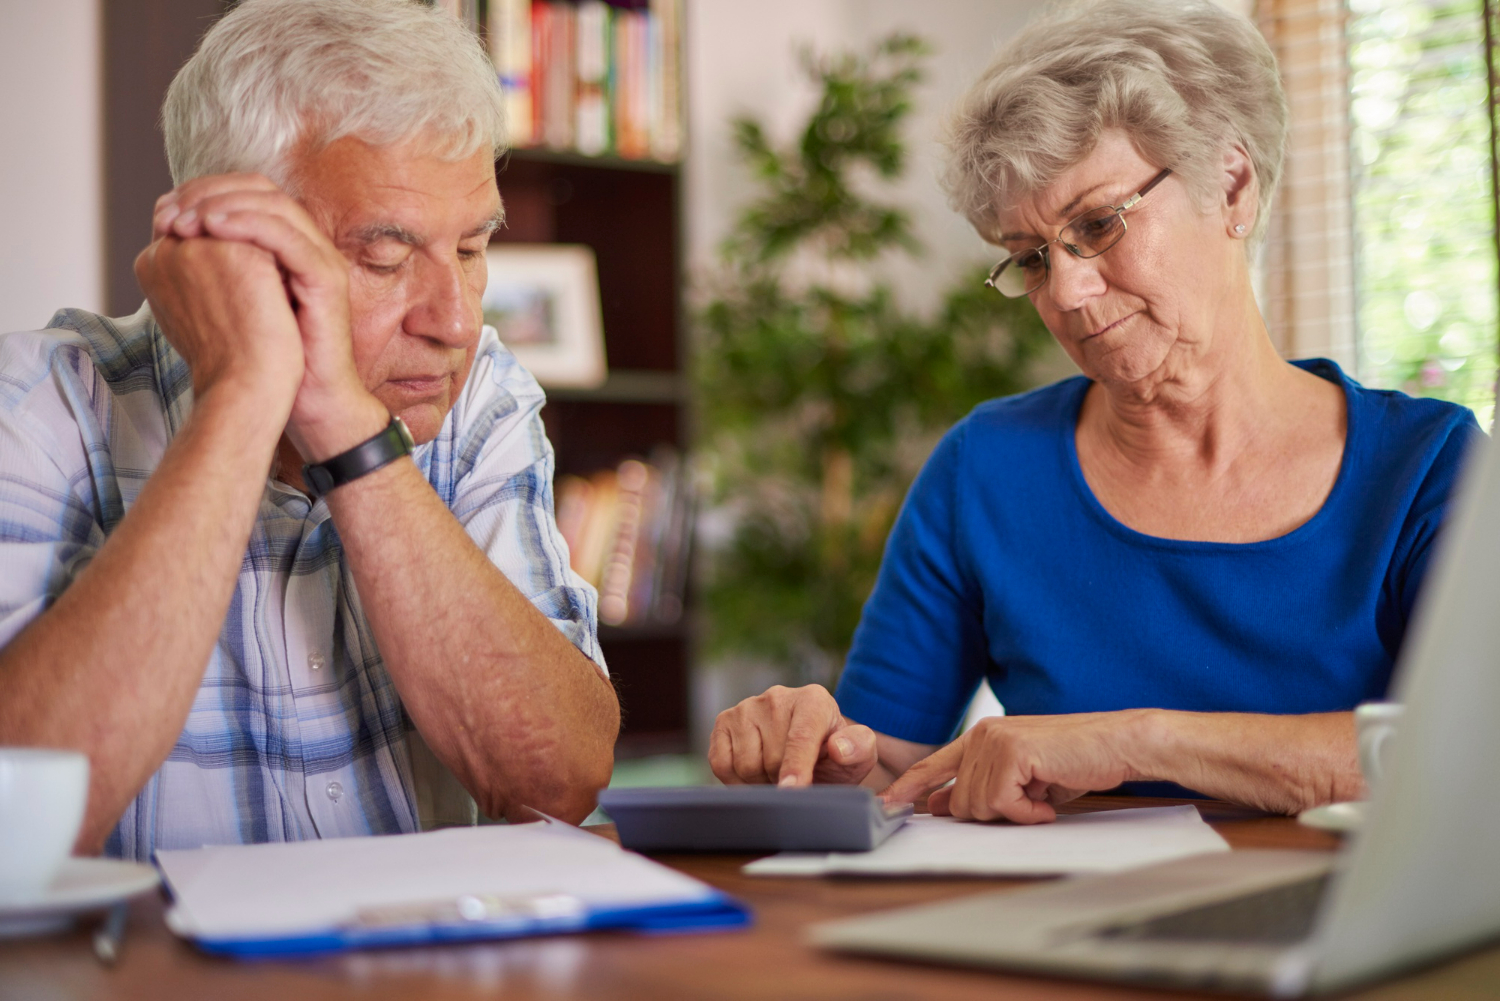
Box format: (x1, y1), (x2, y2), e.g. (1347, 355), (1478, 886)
(694, 37), (1052, 680)
(1349, 0), (1498, 427)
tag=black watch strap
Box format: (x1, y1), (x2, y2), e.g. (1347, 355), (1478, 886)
(302, 415), (414, 498)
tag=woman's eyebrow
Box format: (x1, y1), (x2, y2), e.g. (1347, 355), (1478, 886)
(998, 182), (1115, 243)
(1055, 181), (1109, 219)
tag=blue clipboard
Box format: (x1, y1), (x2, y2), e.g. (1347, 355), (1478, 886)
(153, 816), (753, 959)
(186, 891), (752, 958)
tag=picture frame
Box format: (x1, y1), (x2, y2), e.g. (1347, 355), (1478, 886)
(482, 244), (608, 389)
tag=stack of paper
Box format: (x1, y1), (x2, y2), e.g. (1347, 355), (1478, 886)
(156, 819), (747, 956)
(744, 805), (1229, 878)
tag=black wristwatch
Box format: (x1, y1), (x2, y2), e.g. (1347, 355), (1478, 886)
(302, 414), (414, 498)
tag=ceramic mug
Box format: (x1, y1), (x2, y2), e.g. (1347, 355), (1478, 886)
(0, 748), (89, 904)
(1355, 702), (1405, 794)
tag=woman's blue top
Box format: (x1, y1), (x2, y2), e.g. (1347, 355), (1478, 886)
(835, 360), (1484, 762)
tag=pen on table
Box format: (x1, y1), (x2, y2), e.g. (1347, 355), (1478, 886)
(93, 902), (128, 965)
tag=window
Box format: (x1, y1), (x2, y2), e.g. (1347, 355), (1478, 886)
(1348, 0), (1497, 427)
(1257, 0), (1498, 429)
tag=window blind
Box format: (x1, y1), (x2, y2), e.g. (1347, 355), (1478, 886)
(1256, 0), (1359, 369)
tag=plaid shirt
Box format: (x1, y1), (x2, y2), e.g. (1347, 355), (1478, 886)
(0, 306), (604, 861)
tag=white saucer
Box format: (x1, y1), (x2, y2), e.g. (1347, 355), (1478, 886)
(1298, 800), (1368, 833)
(0, 858), (159, 937)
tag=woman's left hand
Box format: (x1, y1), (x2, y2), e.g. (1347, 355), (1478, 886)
(880, 710), (1155, 824)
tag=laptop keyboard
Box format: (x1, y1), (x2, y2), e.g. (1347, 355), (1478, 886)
(1097, 874), (1330, 945)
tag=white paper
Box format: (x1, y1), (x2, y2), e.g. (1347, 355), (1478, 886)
(156, 820), (718, 940)
(743, 805), (1230, 878)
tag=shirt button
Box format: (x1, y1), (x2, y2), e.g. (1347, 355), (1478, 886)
(308, 652), (326, 671)
(326, 781), (343, 802)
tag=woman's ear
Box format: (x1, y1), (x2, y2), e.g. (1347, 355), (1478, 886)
(1222, 143), (1257, 238)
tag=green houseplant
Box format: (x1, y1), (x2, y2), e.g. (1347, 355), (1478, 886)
(694, 35), (1053, 684)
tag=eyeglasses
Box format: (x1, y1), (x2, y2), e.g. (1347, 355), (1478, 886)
(984, 168), (1173, 298)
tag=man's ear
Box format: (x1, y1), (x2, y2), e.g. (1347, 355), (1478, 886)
(1222, 143), (1257, 238)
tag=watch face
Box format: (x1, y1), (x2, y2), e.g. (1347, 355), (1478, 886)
(393, 416), (415, 452)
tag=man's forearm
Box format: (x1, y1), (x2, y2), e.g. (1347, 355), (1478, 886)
(1132, 710), (1363, 813)
(0, 386), (286, 851)
(324, 457), (619, 824)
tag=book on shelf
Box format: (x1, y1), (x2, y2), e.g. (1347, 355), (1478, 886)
(475, 0), (682, 163)
(556, 449), (693, 628)
(532, 1), (576, 149)
(433, 0), (482, 29)
(610, 7), (646, 159)
(488, 0), (534, 146)
(647, 0), (682, 161)
(574, 0), (612, 156)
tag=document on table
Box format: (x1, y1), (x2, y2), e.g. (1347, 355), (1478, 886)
(743, 805), (1229, 877)
(155, 817), (749, 957)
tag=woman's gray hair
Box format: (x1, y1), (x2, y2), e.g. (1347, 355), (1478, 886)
(943, 0), (1286, 245)
(163, 0), (507, 187)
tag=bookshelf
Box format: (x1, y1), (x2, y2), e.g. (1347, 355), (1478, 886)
(492, 147), (693, 758)
(483, 0), (692, 758)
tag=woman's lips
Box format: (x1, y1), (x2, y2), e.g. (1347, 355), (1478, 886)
(1083, 312), (1135, 340)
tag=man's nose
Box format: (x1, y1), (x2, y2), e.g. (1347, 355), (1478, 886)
(406, 255), (475, 346)
(1041, 248), (1107, 312)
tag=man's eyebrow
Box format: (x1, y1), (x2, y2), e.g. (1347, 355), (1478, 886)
(348, 222), (426, 248)
(347, 208), (503, 247)
(464, 209), (505, 239)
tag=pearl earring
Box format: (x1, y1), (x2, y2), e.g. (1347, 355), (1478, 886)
(1234, 224), (1246, 234)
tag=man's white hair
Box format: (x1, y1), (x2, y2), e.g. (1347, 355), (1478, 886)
(163, 0), (507, 186)
(943, 0), (1286, 246)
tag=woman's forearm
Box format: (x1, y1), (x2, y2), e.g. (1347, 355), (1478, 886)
(1132, 710), (1363, 813)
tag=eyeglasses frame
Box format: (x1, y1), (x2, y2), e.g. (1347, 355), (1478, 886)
(984, 167), (1174, 298)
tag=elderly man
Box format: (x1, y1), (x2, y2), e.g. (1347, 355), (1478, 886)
(0, 0), (618, 859)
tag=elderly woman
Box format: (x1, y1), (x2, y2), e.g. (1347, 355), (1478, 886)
(709, 0), (1482, 821)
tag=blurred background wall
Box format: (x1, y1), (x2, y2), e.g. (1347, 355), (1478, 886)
(685, 0), (1034, 316)
(0, 0), (103, 334)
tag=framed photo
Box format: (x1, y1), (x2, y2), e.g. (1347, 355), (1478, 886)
(482, 244), (608, 389)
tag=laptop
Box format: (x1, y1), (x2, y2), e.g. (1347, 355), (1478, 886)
(811, 434), (1500, 997)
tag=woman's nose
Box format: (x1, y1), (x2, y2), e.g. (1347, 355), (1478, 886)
(1041, 247), (1107, 312)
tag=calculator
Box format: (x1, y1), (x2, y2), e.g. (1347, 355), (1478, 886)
(598, 784), (914, 853)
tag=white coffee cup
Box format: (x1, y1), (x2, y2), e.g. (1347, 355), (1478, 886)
(0, 748), (89, 904)
(1355, 702), (1405, 794)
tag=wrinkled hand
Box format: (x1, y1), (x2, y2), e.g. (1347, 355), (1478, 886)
(134, 219), (303, 410)
(881, 711), (1152, 824)
(709, 685), (878, 787)
(152, 174), (384, 459)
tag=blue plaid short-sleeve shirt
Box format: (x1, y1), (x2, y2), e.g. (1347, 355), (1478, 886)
(0, 305), (605, 861)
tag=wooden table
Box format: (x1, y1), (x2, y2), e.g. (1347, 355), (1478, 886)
(5, 796), (1500, 1000)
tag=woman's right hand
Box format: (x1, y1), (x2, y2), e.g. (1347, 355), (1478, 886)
(708, 684), (879, 787)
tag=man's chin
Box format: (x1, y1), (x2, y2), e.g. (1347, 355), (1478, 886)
(387, 401), (451, 446)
